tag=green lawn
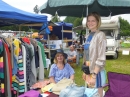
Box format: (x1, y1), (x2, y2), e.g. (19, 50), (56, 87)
(45, 51), (130, 86)
(121, 42), (130, 48)
(74, 51), (130, 86)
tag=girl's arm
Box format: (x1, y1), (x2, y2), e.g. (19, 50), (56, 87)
(70, 74), (74, 80)
(49, 76), (56, 83)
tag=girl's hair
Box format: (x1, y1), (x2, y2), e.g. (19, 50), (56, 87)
(86, 12), (101, 29)
(53, 53), (66, 64)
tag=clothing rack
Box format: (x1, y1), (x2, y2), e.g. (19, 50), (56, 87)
(0, 30), (33, 37)
(0, 30), (24, 33)
(0, 30), (33, 34)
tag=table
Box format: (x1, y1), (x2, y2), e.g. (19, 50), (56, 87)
(44, 49), (57, 59)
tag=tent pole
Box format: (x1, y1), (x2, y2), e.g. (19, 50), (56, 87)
(48, 34), (51, 59)
(19, 25), (21, 37)
(86, 5), (89, 36)
(62, 25), (63, 49)
(86, 5), (88, 16)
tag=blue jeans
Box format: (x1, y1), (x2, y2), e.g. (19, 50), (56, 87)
(59, 84), (85, 97)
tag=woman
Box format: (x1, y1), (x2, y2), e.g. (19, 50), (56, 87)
(82, 12), (107, 97)
(49, 49), (75, 83)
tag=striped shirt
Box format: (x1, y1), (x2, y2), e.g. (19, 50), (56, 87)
(12, 44), (25, 95)
(0, 40), (5, 97)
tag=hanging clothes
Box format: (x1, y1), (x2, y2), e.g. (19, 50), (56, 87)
(12, 43), (25, 96)
(37, 45), (44, 81)
(0, 39), (6, 97)
(30, 39), (39, 68)
(23, 43), (33, 91)
(30, 44), (37, 84)
(37, 41), (46, 67)
(21, 45), (27, 92)
(0, 36), (47, 97)
(4, 42), (12, 97)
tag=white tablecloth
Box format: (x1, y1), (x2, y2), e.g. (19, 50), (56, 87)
(47, 40), (62, 49)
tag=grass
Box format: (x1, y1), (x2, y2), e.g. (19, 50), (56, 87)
(74, 51), (130, 86)
(45, 50), (130, 87)
(121, 43), (130, 48)
(105, 52), (130, 74)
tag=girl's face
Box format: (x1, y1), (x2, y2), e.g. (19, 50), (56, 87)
(87, 16), (98, 31)
(56, 53), (64, 62)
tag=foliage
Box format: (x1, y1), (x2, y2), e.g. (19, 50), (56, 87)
(64, 16), (83, 27)
(64, 16), (77, 24)
(51, 13), (60, 22)
(0, 25), (38, 32)
(119, 17), (130, 36)
(73, 17), (83, 27)
(64, 16), (83, 34)
(121, 42), (130, 48)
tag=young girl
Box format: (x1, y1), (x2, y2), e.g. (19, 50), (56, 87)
(82, 12), (107, 97)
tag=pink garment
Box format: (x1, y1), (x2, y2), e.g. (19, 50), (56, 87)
(18, 90), (40, 97)
(18, 70), (24, 75)
(31, 80), (50, 89)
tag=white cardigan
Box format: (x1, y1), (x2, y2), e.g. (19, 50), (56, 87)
(86, 30), (107, 73)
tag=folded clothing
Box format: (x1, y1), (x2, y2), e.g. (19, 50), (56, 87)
(31, 80), (50, 89)
(18, 90), (40, 97)
(41, 83), (56, 92)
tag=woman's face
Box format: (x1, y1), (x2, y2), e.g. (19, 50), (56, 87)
(87, 16), (98, 31)
(56, 53), (64, 62)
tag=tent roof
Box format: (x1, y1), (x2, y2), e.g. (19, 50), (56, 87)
(54, 22), (73, 27)
(0, 0), (47, 26)
(40, 0), (130, 17)
(41, 0), (130, 7)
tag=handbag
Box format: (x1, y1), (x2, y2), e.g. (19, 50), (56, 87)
(59, 84), (85, 97)
(82, 62), (90, 75)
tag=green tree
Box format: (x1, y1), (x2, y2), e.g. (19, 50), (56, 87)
(0, 25), (38, 32)
(119, 17), (130, 36)
(64, 16), (83, 27)
(0, 25), (29, 31)
(64, 16), (83, 34)
(73, 17), (83, 27)
(51, 13), (60, 22)
(64, 16), (77, 24)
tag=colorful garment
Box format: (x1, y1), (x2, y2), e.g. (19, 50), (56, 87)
(0, 40), (5, 97)
(12, 43), (25, 95)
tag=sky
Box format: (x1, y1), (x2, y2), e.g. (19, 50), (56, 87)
(2, 0), (130, 23)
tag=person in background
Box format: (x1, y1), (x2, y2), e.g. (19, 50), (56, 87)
(49, 49), (75, 83)
(67, 45), (77, 63)
(39, 34), (47, 43)
(82, 12), (107, 97)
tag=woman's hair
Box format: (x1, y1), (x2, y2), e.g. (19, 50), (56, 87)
(86, 12), (101, 29)
(53, 53), (66, 64)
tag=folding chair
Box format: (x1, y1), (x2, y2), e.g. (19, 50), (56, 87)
(104, 72), (130, 97)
